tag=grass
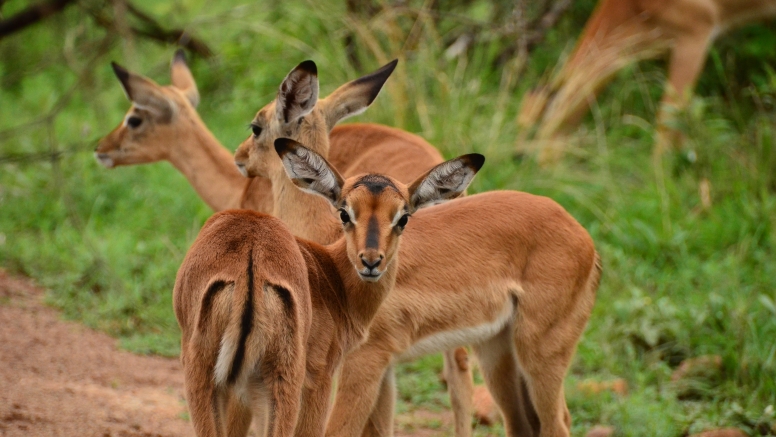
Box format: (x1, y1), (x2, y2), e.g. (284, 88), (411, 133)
(1, 0), (775, 435)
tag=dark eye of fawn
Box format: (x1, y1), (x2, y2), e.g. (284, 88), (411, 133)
(251, 125), (262, 137)
(396, 214), (409, 228)
(339, 209), (351, 224)
(127, 116), (142, 128)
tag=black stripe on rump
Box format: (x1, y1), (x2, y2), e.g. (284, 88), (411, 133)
(228, 251), (255, 384)
(198, 280), (228, 331)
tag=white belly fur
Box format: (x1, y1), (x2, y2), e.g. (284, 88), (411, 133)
(397, 303), (514, 361)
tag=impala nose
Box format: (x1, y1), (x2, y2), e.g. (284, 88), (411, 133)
(360, 254), (383, 269)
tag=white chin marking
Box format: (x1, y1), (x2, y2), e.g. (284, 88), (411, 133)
(358, 270), (382, 282)
(95, 154), (114, 168)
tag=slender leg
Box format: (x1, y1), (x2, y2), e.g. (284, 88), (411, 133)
(267, 363), (306, 437)
(443, 348), (474, 437)
(360, 367), (396, 437)
(326, 347), (394, 437)
(472, 327), (536, 437)
(184, 362), (231, 437)
(656, 30), (713, 152)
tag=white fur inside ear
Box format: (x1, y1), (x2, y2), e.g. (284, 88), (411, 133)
(411, 159), (476, 210)
(277, 71), (319, 123)
(281, 147), (340, 203)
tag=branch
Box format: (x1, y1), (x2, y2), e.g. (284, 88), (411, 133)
(88, 1), (213, 58)
(0, 0), (76, 41)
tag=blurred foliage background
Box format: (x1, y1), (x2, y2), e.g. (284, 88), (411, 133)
(1, 0), (775, 435)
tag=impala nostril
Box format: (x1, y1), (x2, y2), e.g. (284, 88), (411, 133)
(360, 255), (382, 269)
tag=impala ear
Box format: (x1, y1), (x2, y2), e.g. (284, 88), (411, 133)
(408, 153), (485, 212)
(274, 138), (344, 205)
(111, 62), (175, 121)
(320, 59), (398, 130)
(170, 49), (200, 107)
(276, 60), (319, 124)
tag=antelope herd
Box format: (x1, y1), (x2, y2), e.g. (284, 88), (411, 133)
(93, 1), (773, 436)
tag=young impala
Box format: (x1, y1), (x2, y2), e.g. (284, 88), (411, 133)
(235, 61), (602, 437)
(174, 140), (483, 437)
(518, 0), (776, 149)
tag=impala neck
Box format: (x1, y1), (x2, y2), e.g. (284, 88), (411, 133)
(329, 238), (398, 338)
(270, 167), (341, 244)
(166, 112), (249, 212)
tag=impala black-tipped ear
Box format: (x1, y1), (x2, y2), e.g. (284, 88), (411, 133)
(110, 61), (174, 119)
(320, 59), (399, 129)
(170, 49), (200, 107)
(408, 153), (485, 212)
(274, 138), (344, 205)
(111, 62), (132, 96)
(276, 60), (319, 124)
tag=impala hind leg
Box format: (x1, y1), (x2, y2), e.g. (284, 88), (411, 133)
(184, 364), (252, 437)
(264, 364), (306, 437)
(443, 347), (474, 437)
(326, 347), (394, 437)
(472, 327), (538, 437)
(360, 366), (396, 437)
(655, 30), (714, 153)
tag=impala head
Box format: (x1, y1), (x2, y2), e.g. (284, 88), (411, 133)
(274, 138), (484, 282)
(95, 50), (201, 168)
(234, 59), (398, 179)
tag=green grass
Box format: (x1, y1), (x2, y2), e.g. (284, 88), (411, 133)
(1, 1), (775, 435)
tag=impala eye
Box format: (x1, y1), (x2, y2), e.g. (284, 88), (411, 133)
(127, 116), (142, 128)
(339, 209), (351, 225)
(251, 125), (262, 137)
(396, 214), (409, 228)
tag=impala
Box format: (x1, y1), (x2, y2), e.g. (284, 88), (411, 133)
(97, 53), (478, 436)
(518, 0), (776, 149)
(174, 140), (482, 437)
(235, 61), (602, 437)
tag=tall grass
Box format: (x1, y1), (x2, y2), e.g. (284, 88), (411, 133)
(1, 1), (775, 435)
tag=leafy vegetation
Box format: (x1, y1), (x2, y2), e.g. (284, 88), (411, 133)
(1, 1), (775, 435)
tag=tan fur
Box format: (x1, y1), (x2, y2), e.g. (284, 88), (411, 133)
(174, 146), (480, 437)
(518, 0), (776, 149)
(236, 65), (601, 437)
(234, 61), (479, 436)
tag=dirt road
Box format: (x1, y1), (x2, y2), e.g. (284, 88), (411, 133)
(0, 270), (190, 436)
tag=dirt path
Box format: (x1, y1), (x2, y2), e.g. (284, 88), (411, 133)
(0, 270), (190, 437)
(0, 270), (465, 437)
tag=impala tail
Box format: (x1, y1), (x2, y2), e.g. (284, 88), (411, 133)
(212, 249), (258, 387)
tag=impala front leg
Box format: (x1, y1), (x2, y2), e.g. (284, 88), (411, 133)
(360, 366), (396, 437)
(327, 347), (394, 437)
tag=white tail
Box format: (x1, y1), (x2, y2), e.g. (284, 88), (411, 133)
(518, 0), (776, 149)
(174, 141), (482, 437)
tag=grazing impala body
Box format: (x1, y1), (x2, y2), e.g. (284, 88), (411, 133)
(174, 140), (483, 437)
(235, 62), (601, 437)
(518, 0), (776, 148)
